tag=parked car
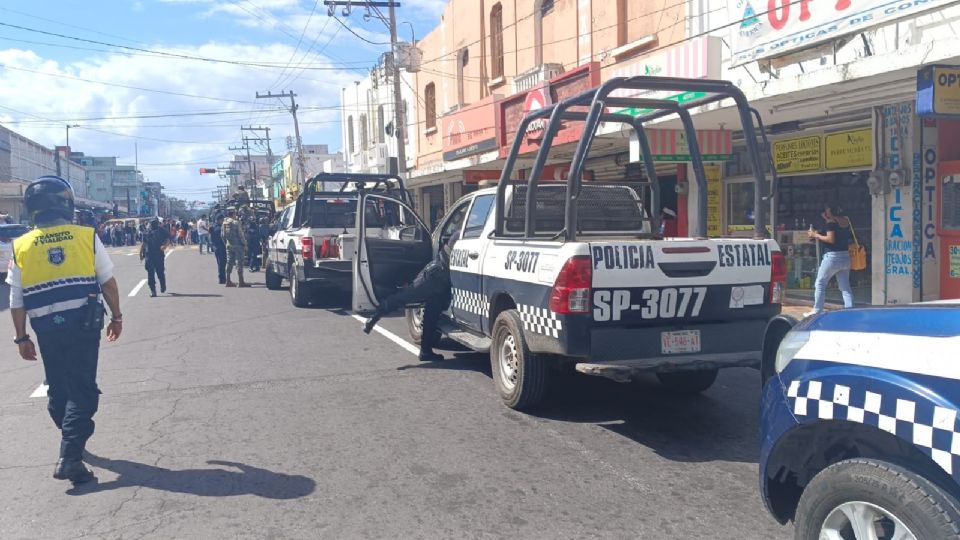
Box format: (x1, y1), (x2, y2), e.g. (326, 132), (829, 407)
(760, 303), (960, 539)
(0, 223), (31, 281)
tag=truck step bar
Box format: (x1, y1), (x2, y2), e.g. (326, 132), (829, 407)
(575, 352), (762, 383)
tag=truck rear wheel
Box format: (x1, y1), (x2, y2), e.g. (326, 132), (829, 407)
(265, 262), (283, 290)
(794, 459), (960, 540)
(289, 255), (310, 308)
(490, 309), (548, 411)
(655, 369), (718, 394)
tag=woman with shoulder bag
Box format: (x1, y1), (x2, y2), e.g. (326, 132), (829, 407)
(806, 203), (855, 315)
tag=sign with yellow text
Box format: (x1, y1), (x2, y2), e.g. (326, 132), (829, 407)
(774, 136), (821, 174)
(705, 164), (722, 237)
(824, 128), (873, 170)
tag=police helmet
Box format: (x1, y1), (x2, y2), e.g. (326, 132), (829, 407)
(24, 176), (75, 223)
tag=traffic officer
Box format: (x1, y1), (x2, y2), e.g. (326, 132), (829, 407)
(362, 231), (459, 362)
(222, 209), (249, 287)
(6, 176), (123, 484)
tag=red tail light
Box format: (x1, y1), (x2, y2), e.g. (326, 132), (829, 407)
(770, 250), (787, 303)
(549, 256), (593, 314)
(301, 236), (314, 261)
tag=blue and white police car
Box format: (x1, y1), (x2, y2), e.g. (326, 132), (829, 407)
(760, 303), (960, 539)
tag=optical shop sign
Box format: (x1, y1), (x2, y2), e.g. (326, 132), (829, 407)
(729, 0), (957, 66)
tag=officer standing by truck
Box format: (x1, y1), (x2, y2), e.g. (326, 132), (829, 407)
(6, 176), (123, 484)
(210, 215), (227, 284)
(362, 232), (459, 362)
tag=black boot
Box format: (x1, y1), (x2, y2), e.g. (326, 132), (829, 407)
(53, 458), (94, 484)
(362, 313), (382, 334)
(149, 288), (157, 297)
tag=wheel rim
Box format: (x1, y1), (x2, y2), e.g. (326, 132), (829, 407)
(411, 308), (424, 335)
(497, 333), (519, 391)
(820, 501), (916, 540)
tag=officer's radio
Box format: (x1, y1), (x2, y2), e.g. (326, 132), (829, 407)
(80, 294), (105, 331)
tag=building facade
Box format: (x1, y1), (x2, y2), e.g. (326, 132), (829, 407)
(339, 58), (417, 178)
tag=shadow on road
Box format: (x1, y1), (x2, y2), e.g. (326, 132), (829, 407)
(68, 454), (316, 499)
(164, 292), (223, 298)
(402, 350), (761, 464)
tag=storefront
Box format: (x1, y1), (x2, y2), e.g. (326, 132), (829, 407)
(724, 126), (875, 305)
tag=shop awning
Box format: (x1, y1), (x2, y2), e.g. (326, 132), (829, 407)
(630, 129), (733, 162)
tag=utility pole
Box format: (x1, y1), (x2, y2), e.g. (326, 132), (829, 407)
(324, 1), (407, 178)
(256, 91), (308, 190)
(242, 126), (276, 201)
(228, 142), (252, 199)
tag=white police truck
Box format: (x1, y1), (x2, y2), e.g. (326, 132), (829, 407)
(352, 76), (786, 410)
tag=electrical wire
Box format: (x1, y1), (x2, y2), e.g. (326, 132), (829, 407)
(331, 15), (390, 46)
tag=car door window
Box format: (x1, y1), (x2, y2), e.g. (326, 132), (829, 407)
(462, 195), (494, 239)
(437, 201), (470, 244)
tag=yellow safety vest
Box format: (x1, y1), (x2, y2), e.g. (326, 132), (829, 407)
(13, 224), (99, 324)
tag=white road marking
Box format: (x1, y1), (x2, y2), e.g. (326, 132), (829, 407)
(125, 253), (136, 256)
(165, 248), (174, 259)
(128, 279), (147, 297)
(30, 383), (48, 398)
(351, 314), (420, 356)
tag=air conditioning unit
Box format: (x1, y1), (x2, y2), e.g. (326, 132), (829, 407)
(365, 143), (389, 170)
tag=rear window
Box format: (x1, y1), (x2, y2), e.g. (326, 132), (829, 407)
(305, 198), (358, 228)
(505, 184), (647, 235)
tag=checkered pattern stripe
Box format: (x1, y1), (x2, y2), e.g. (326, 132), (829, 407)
(788, 379), (960, 475)
(517, 304), (562, 339)
(452, 288), (488, 318)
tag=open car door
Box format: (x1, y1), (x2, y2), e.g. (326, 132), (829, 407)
(352, 193), (432, 313)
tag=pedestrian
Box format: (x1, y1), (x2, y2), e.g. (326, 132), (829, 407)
(139, 218), (168, 297)
(6, 176), (123, 484)
(177, 221), (187, 246)
(196, 214), (210, 254)
(362, 232), (459, 362)
(210, 215), (227, 284)
(221, 209), (249, 287)
(807, 203), (855, 315)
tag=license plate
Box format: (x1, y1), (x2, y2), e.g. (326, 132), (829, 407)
(661, 330), (701, 354)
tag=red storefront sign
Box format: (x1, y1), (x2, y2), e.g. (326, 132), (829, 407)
(499, 63), (600, 157)
(441, 95), (501, 161)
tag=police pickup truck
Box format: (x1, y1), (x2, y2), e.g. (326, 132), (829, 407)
(352, 76), (785, 409)
(265, 173), (411, 307)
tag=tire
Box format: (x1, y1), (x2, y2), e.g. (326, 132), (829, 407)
(289, 259), (310, 308)
(794, 458), (960, 540)
(265, 262), (282, 290)
(490, 309), (548, 411)
(655, 369), (719, 394)
(406, 307), (424, 344)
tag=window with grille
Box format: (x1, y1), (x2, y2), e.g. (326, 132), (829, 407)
(425, 83), (436, 130)
(490, 4), (504, 80)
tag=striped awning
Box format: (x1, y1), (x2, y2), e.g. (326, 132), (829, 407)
(632, 129), (733, 162)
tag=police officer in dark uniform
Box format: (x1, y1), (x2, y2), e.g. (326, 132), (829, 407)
(139, 218), (169, 297)
(210, 215), (227, 284)
(6, 176), (123, 484)
(362, 232), (459, 362)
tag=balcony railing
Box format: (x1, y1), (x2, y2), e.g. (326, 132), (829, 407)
(512, 63), (564, 93)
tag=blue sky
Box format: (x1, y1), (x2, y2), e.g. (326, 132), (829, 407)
(0, 0), (444, 201)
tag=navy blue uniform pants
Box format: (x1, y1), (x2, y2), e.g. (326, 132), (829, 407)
(145, 256), (166, 293)
(214, 247), (227, 283)
(378, 274), (451, 354)
(36, 329), (101, 460)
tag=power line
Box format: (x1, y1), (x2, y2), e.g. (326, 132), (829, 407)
(331, 15), (390, 46)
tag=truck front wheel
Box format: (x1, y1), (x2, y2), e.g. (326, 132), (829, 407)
(490, 309), (548, 411)
(655, 369), (718, 394)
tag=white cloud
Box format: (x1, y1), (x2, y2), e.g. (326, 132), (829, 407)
(0, 41), (358, 201)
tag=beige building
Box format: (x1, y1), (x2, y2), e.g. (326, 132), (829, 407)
(409, 0), (688, 222)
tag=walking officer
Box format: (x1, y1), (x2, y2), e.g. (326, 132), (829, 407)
(139, 218), (169, 297)
(222, 209), (249, 287)
(362, 231), (459, 362)
(6, 176), (123, 484)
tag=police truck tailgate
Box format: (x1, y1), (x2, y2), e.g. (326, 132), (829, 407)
(584, 238), (782, 371)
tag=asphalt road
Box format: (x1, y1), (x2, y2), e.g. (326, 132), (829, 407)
(0, 244), (793, 539)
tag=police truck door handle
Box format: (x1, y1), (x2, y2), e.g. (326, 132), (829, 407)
(468, 251), (479, 260)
